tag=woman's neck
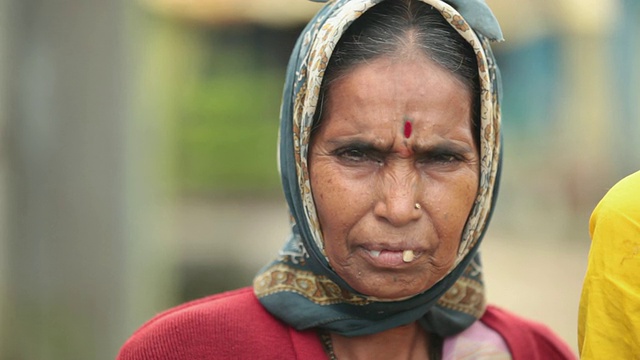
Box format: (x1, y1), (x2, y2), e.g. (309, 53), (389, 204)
(329, 322), (433, 360)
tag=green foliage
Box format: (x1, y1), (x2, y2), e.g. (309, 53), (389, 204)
(176, 66), (284, 196)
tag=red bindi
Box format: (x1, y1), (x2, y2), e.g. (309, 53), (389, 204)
(403, 120), (412, 138)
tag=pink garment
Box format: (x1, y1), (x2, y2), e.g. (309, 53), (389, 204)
(444, 320), (511, 359)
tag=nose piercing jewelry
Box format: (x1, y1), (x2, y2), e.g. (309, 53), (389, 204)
(414, 203), (421, 210)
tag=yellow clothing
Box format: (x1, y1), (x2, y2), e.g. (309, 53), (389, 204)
(579, 171), (640, 359)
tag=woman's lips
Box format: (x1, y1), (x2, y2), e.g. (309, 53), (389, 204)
(363, 248), (420, 267)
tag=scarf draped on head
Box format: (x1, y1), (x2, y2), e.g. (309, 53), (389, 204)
(253, 0), (503, 338)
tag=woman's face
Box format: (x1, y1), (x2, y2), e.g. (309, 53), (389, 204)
(309, 56), (480, 299)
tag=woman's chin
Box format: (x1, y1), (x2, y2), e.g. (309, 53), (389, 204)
(347, 277), (431, 301)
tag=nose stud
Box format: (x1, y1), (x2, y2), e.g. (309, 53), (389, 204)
(414, 203), (421, 210)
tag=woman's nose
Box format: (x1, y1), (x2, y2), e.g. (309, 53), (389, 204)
(373, 169), (422, 226)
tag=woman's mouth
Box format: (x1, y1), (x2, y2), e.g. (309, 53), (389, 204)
(365, 249), (419, 266)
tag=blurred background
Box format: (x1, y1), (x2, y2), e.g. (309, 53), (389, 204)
(0, 0), (638, 358)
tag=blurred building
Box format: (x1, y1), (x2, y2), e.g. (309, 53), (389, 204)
(142, 0), (321, 26)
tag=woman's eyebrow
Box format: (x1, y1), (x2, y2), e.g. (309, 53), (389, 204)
(325, 138), (475, 155)
(325, 138), (390, 151)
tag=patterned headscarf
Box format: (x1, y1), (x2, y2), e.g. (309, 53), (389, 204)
(254, 0), (503, 337)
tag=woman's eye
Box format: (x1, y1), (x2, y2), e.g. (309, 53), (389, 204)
(434, 154), (457, 163)
(422, 152), (462, 164)
(335, 147), (382, 164)
(338, 148), (366, 161)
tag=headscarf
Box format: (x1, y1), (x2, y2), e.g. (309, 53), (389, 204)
(253, 0), (503, 337)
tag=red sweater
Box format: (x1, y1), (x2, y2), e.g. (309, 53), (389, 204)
(118, 287), (575, 360)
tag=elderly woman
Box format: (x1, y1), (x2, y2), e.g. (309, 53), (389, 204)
(118, 0), (575, 359)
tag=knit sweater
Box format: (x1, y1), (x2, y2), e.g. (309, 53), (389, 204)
(118, 287), (575, 360)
